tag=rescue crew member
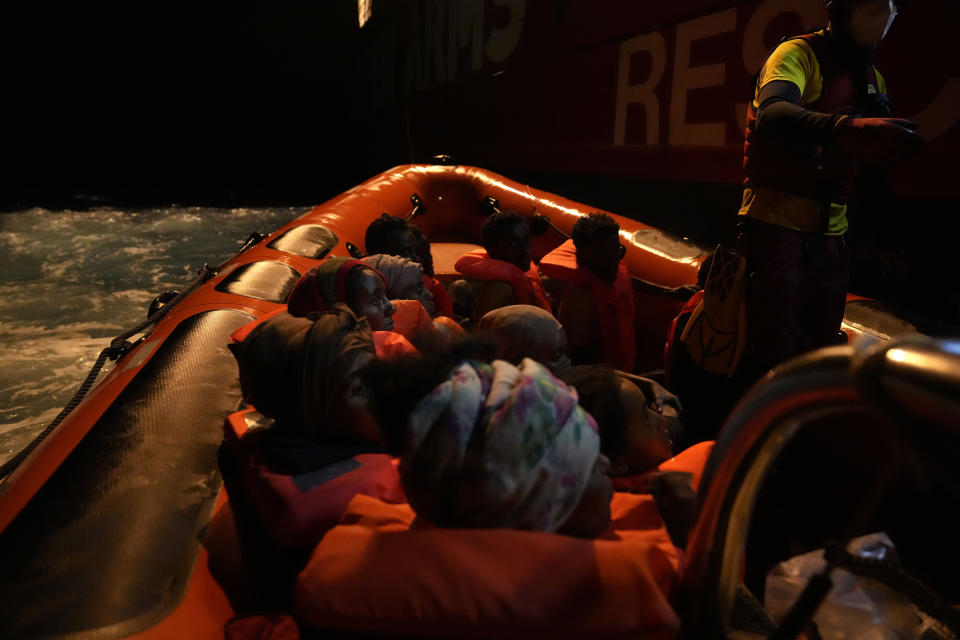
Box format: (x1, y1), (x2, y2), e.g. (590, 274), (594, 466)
(739, 0), (923, 375)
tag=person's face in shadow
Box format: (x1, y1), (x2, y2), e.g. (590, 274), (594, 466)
(397, 274), (436, 317)
(490, 221), (532, 272)
(331, 350), (383, 445)
(578, 231), (623, 285)
(612, 378), (674, 476)
(844, 0), (898, 49)
(385, 229), (420, 262)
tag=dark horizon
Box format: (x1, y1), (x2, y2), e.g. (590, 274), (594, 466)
(3, 0), (958, 331)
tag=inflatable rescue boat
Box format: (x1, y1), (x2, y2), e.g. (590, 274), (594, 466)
(1, 164), (957, 639)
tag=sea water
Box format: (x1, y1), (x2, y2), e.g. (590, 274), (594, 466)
(0, 205), (303, 466)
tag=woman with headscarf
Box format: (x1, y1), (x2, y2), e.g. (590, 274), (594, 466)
(362, 254), (436, 317)
(362, 355), (612, 538)
(229, 305), (381, 451)
(288, 256), (396, 331)
(477, 304), (571, 376)
(226, 306), (409, 550)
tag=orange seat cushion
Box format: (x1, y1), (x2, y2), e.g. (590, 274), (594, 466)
(429, 242), (484, 282)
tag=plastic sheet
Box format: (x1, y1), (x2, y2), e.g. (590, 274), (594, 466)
(765, 533), (949, 640)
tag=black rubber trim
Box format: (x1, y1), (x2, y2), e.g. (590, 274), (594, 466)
(215, 260), (301, 303)
(267, 224), (338, 259)
(0, 309), (252, 638)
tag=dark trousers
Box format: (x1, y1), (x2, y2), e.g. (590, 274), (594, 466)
(738, 219), (850, 377)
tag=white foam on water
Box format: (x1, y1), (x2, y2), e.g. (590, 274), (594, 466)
(0, 204), (302, 466)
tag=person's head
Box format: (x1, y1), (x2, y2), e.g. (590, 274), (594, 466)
(229, 307), (380, 445)
(288, 257), (396, 331)
(572, 213), (623, 285)
(344, 265), (397, 331)
(448, 279), (476, 327)
(362, 254), (435, 316)
(477, 304), (571, 376)
(362, 356), (612, 538)
(562, 365), (674, 477)
(827, 0), (900, 49)
(481, 210), (532, 272)
(364, 214), (419, 261)
(408, 224), (435, 277)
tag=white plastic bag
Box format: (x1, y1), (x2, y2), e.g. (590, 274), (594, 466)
(764, 533), (926, 640)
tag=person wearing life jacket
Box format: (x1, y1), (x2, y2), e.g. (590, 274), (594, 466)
(454, 210), (551, 318)
(739, 0), (923, 377)
(543, 213), (636, 371)
(562, 365), (675, 478)
(229, 306), (384, 449)
(408, 223), (455, 318)
(287, 256), (396, 332)
(224, 307), (409, 552)
(360, 354), (612, 538)
(477, 304), (572, 377)
(364, 213), (454, 318)
(361, 254), (435, 316)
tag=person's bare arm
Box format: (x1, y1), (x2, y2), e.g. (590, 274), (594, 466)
(474, 280), (517, 319)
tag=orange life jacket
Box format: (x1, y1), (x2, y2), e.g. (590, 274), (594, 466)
(389, 299), (434, 341)
(540, 239), (636, 371)
(454, 250), (551, 312)
(611, 441), (715, 495)
(424, 274), (453, 318)
(295, 493), (682, 637)
(373, 331), (419, 359)
(223, 410), (406, 551)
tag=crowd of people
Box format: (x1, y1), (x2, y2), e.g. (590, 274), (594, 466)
(229, 207), (698, 547)
(222, 1), (928, 633)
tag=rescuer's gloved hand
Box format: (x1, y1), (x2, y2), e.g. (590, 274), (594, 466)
(834, 117), (925, 167)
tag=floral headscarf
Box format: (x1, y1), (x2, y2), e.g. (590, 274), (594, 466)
(401, 358), (600, 533)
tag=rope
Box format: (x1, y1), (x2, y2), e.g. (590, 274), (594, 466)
(0, 261), (222, 482)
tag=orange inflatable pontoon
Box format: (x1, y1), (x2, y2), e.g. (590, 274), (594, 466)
(1, 164), (954, 639)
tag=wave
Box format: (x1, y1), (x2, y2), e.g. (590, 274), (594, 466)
(0, 204), (302, 465)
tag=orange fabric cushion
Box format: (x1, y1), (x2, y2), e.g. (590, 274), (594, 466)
(295, 493), (682, 638)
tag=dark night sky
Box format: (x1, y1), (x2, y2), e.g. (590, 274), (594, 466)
(0, 0), (402, 207)
(2, 0), (958, 330)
